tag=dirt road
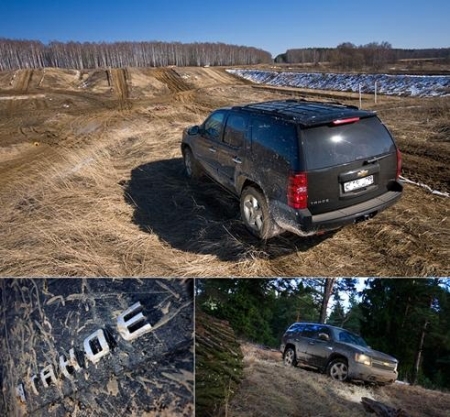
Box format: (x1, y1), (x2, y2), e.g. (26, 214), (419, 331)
(0, 67), (448, 277)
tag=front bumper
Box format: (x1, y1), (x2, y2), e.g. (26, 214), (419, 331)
(349, 361), (398, 384)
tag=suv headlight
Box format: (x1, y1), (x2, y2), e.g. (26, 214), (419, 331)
(355, 353), (372, 366)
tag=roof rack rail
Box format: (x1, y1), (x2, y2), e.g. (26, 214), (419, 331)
(230, 99), (373, 126)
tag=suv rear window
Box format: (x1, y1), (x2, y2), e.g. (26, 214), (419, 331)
(302, 116), (396, 170)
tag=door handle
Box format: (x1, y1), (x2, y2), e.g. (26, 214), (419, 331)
(232, 157), (242, 164)
(209, 148), (216, 153)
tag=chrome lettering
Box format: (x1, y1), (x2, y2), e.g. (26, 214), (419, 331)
(16, 383), (26, 403)
(59, 348), (82, 379)
(29, 375), (40, 396)
(117, 302), (152, 341)
(84, 329), (110, 364)
(19, 302), (155, 402)
(40, 365), (57, 387)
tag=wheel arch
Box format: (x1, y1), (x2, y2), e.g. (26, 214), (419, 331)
(327, 353), (348, 367)
(283, 343), (296, 355)
(181, 143), (190, 154)
(238, 177), (263, 196)
(326, 354), (349, 374)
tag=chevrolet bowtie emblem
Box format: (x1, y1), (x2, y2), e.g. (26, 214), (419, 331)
(357, 169), (369, 177)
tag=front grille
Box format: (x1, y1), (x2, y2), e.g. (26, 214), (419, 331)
(372, 359), (396, 371)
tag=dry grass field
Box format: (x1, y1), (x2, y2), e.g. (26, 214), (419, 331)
(0, 67), (448, 277)
(224, 342), (450, 417)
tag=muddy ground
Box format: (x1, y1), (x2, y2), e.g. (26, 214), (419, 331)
(0, 278), (193, 416)
(0, 67), (448, 277)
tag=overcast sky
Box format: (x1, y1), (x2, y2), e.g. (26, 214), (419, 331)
(1, 0), (449, 56)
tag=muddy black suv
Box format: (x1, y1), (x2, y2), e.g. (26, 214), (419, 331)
(280, 322), (398, 385)
(181, 99), (403, 239)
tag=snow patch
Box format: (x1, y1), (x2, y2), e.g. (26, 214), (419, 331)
(226, 69), (450, 97)
(400, 176), (449, 198)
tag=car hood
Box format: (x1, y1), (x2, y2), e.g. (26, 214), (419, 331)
(339, 343), (397, 363)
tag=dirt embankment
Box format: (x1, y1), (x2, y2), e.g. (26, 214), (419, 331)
(0, 66), (448, 277)
(225, 343), (450, 417)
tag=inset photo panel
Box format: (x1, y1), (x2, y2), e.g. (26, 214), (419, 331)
(0, 278), (193, 417)
(195, 277), (450, 417)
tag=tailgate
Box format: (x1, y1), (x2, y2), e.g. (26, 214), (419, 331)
(301, 116), (399, 215)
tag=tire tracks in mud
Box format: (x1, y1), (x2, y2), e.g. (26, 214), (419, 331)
(153, 68), (192, 93)
(11, 69), (33, 93)
(109, 68), (132, 110)
(0, 68), (140, 187)
(7, 69), (33, 115)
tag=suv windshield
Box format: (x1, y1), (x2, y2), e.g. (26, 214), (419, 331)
(335, 329), (368, 348)
(302, 116), (396, 170)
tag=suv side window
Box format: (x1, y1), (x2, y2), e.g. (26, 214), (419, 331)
(203, 111), (226, 141)
(336, 329), (368, 347)
(317, 326), (331, 339)
(301, 324), (330, 340)
(251, 117), (298, 164)
(223, 113), (248, 148)
(287, 323), (304, 334)
(302, 324), (319, 339)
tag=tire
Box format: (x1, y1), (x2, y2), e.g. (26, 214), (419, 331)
(183, 147), (202, 179)
(240, 186), (276, 239)
(283, 347), (297, 367)
(327, 358), (349, 382)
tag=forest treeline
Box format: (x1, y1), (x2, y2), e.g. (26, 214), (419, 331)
(0, 38), (272, 71)
(276, 42), (450, 70)
(2, 38), (449, 72)
(196, 278), (450, 390)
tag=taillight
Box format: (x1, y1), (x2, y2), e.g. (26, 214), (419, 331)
(288, 172), (308, 209)
(396, 148), (402, 179)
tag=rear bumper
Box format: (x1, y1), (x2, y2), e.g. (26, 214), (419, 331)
(272, 187), (403, 236)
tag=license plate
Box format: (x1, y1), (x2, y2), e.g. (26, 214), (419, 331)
(344, 175), (374, 192)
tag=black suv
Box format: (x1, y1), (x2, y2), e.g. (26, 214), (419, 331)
(181, 99), (403, 239)
(280, 322), (398, 385)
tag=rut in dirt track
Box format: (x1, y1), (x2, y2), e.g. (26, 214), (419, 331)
(153, 68), (192, 93)
(11, 69), (33, 92)
(109, 68), (132, 110)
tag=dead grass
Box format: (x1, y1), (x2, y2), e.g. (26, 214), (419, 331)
(0, 116), (193, 276)
(226, 342), (450, 417)
(0, 68), (448, 277)
(240, 342), (282, 366)
(376, 96), (450, 193)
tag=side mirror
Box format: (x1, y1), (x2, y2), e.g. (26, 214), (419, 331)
(187, 125), (200, 135)
(318, 333), (330, 342)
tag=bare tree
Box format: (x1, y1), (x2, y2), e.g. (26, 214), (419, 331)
(0, 38), (273, 70)
(319, 278), (336, 324)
